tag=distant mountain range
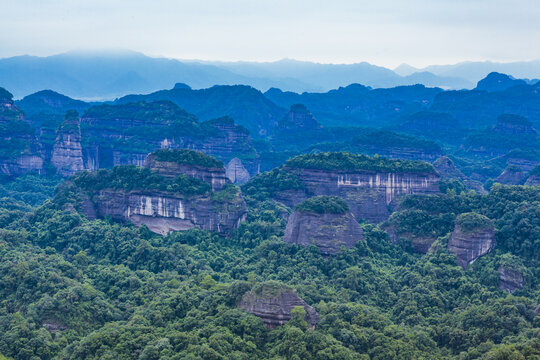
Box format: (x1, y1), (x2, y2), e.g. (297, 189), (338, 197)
(1, 50), (540, 99)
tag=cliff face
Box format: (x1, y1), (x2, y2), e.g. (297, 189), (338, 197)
(434, 156), (485, 193)
(277, 104), (321, 131)
(448, 223), (495, 269)
(144, 153), (230, 191)
(80, 103), (259, 181)
(86, 189), (246, 235)
(283, 210), (363, 254)
(498, 266), (524, 293)
(0, 88), (44, 177)
(492, 114), (536, 135)
(495, 166), (526, 185)
(226, 157), (251, 184)
(280, 168), (440, 223)
(239, 285), (320, 329)
(51, 112), (85, 177)
(525, 174), (540, 186)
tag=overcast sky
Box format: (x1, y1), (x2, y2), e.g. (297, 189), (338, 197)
(1, 0), (539, 68)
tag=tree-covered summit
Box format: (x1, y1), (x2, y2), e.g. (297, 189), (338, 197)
(295, 195), (349, 214)
(150, 149), (224, 168)
(285, 152), (437, 173)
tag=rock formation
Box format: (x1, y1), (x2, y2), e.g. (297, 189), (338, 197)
(448, 213), (495, 269)
(226, 157), (251, 184)
(69, 152), (247, 235)
(495, 166), (526, 185)
(0, 87), (44, 177)
(79, 102), (260, 178)
(525, 166), (540, 186)
(277, 104), (321, 131)
(433, 156), (485, 193)
(283, 196), (363, 254)
(238, 283), (320, 329)
(51, 111), (85, 177)
(498, 266), (524, 293)
(144, 149), (230, 191)
(87, 189), (246, 235)
(492, 114), (536, 135)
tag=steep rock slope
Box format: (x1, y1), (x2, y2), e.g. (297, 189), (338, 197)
(245, 153), (440, 223)
(495, 166), (526, 185)
(238, 283), (320, 329)
(448, 212), (495, 268)
(498, 266), (524, 293)
(144, 149), (230, 191)
(0, 87), (44, 177)
(283, 196), (363, 254)
(79, 101), (259, 181)
(51, 111), (85, 176)
(63, 157), (247, 235)
(433, 156), (485, 193)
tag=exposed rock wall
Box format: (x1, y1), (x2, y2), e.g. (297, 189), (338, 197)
(448, 224), (495, 269)
(498, 266), (524, 293)
(495, 166), (526, 185)
(525, 174), (540, 186)
(51, 113), (84, 176)
(226, 157), (251, 184)
(434, 156), (485, 193)
(283, 210), (363, 254)
(0, 89), (44, 176)
(85, 190), (247, 235)
(279, 168), (440, 223)
(144, 154), (230, 191)
(239, 285), (320, 329)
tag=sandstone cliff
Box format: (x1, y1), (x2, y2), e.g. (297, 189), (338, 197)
(492, 114), (536, 135)
(283, 196), (363, 254)
(79, 102), (259, 181)
(144, 149), (230, 191)
(87, 189), (246, 235)
(433, 156), (485, 193)
(498, 266), (524, 293)
(51, 111), (85, 177)
(277, 104), (321, 131)
(448, 213), (495, 268)
(495, 166), (526, 185)
(239, 283), (320, 329)
(0, 87), (44, 177)
(250, 153), (441, 223)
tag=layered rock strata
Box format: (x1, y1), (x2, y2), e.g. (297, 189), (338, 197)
(283, 209), (363, 254)
(51, 111), (85, 176)
(448, 216), (495, 268)
(239, 284), (320, 329)
(498, 266), (524, 293)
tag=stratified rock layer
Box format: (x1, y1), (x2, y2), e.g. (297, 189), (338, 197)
(51, 112), (85, 176)
(448, 223), (495, 269)
(144, 153), (230, 191)
(495, 166), (526, 185)
(85, 189), (247, 235)
(498, 266), (524, 293)
(279, 167), (440, 223)
(226, 157), (251, 184)
(283, 210), (363, 254)
(239, 285), (320, 329)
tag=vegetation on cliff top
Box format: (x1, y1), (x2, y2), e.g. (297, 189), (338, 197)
(285, 152), (437, 173)
(150, 149), (224, 168)
(295, 195), (349, 214)
(71, 165), (211, 195)
(455, 212), (494, 233)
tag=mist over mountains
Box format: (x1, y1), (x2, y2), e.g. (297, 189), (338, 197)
(1, 50), (540, 100)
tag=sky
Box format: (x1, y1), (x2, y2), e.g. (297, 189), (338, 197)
(1, 0), (539, 68)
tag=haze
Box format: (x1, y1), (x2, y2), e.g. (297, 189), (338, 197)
(2, 0), (540, 68)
